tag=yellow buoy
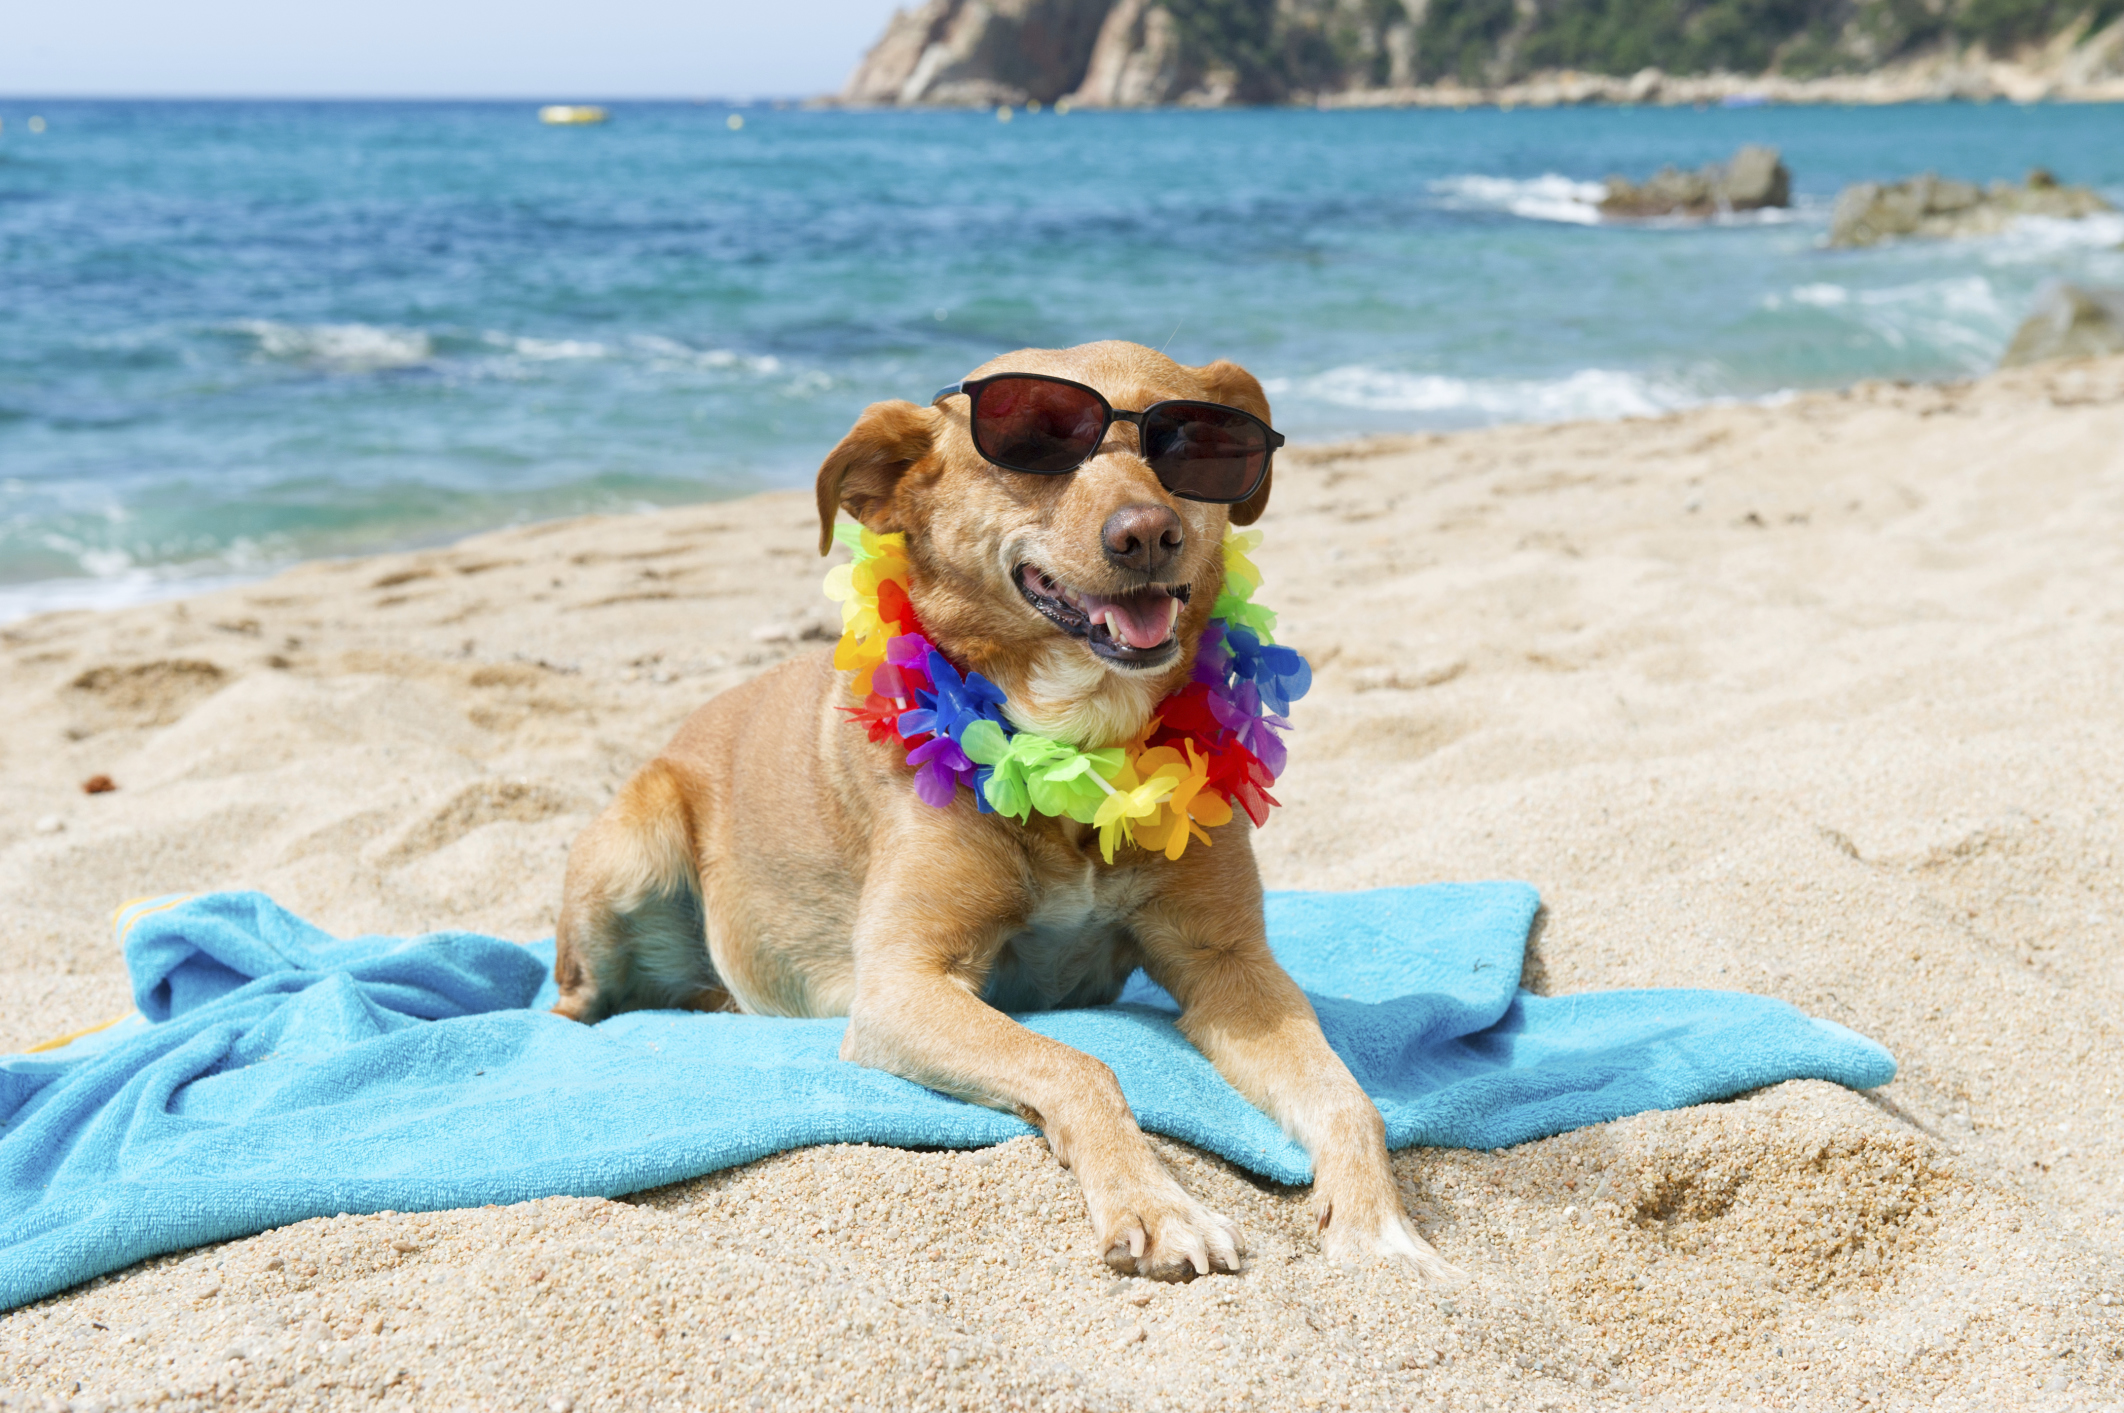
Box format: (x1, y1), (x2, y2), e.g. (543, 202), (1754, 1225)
(29, 115), (48, 133)
(726, 113), (744, 131)
(996, 104), (1013, 123)
(1055, 97), (1072, 115)
(539, 105), (608, 126)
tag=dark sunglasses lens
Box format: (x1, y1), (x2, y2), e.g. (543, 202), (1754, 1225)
(972, 378), (1106, 473)
(1141, 403), (1269, 502)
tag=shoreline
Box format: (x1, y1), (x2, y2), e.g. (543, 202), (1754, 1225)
(829, 77), (2124, 112)
(3, 356), (2122, 1409)
(1309, 54), (2124, 111)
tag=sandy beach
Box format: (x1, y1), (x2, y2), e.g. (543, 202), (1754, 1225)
(3, 356), (2122, 1411)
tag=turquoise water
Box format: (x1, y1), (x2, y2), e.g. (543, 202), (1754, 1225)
(3, 99), (2120, 617)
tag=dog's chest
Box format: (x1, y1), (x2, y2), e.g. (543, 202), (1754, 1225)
(980, 854), (1155, 1013)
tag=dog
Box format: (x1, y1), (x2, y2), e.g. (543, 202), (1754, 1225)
(551, 340), (1459, 1283)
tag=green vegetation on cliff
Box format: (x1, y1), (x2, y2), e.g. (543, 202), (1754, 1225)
(1420, 0), (2124, 84)
(1180, 0), (2122, 94)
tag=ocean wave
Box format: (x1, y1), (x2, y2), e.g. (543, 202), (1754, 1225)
(469, 330), (788, 376)
(1978, 212), (2124, 263)
(1763, 275), (2012, 363)
(1430, 174), (1606, 226)
(0, 565), (266, 624)
(236, 320), (434, 371)
(492, 334), (611, 361)
(0, 530), (285, 624)
(1433, 174), (1829, 229)
(1784, 283), (1852, 308)
(1704, 205), (1808, 227)
(1269, 365), (1698, 423)
(231, 321), (796, 381)
(627, 335), (785, 375)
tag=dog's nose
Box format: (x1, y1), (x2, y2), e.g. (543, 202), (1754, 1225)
(1101, 504), (1184, 575)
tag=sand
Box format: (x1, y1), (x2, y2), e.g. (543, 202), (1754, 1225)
(3, 356), (2123, 1412)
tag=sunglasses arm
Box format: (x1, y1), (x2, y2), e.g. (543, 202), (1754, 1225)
(930, 383), (966, 407)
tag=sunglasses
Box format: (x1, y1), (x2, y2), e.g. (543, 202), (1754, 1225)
(931, 373), (1282, 505)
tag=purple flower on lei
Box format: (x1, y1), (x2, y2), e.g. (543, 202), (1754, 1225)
(1192, 620), (1233, 688)
(1204, 677), (1291, 776)
(872, 632), (935, 700)
(905, 735), (977, 807)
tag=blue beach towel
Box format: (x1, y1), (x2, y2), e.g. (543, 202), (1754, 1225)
(0, 885), (1893, 1311)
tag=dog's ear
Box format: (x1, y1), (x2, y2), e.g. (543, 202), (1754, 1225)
(815, 400), (934, 555)
(1191, 359), (1273, 526)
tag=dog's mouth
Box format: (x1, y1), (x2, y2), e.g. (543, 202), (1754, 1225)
(1015, 563), (1190, 668)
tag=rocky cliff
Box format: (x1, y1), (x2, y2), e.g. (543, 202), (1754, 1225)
(839, 0), (2124, 107)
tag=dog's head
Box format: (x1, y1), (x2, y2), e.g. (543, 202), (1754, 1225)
(815, 340), (1273, 749)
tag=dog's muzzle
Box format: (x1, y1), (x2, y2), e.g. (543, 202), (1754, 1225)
(1015, 564), (1190, 668)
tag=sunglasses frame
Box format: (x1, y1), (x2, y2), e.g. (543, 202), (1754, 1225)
(931, 372), (1283, 506)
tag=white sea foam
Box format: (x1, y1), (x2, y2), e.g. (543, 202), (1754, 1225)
(505, 335), (610, 361)
(1787, 283), (1852, 308)
(474, 330), (787, 376)
(233, 323), (794, 379)
(1271, 365), (1697, 424)
(1, 531), (288, 626)
(0, 566), (268, 625)
(1430, 174), (1606, 226)
(1765, 275), (2012, 365)
(1979, 212), (2124, 263)
(1705, 205), (1806, 227)
(631, 336), (784, 375)
(238, 320), (433, 371)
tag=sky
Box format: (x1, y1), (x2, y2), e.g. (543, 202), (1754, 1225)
(0, 0), (911, 99)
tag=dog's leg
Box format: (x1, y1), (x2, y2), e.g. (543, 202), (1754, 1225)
(841, 848), (1245, 1282)
(553, 759), (729, 1023)
(1136, 886), (1464, 1283)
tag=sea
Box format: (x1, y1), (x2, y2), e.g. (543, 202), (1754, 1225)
(3, 98), (2121, 619)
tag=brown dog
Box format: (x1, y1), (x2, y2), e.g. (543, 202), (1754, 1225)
(552, 340), (1459, 1283)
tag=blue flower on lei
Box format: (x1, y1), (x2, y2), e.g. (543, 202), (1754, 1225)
(897, 648), (1010, 810)
(1221, 625), (1312, 715)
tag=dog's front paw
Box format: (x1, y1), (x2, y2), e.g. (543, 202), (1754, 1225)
(1091, 1177), (1247, 1282)
(1319, 1208), (1465, 1283)
(1315, 1181), (1464, 1284)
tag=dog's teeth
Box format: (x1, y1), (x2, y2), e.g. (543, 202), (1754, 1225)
(1102, 610), (1122, 641)
(1164, 597), (1181, 635)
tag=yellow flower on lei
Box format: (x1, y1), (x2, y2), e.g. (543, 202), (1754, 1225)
(1092, 753), (1182, 865)
(1128, 741), (1234, 861)
(824, 524), (914, 696)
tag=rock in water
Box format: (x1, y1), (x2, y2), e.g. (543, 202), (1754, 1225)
(2000, 285), (2124, 368)
(1830, 169), (2114, 247)
(1721, 144), (1791, 209)
(1599, 145), (1790, 219)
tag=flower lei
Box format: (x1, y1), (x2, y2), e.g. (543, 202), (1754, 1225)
(823, 523), (1311, 863)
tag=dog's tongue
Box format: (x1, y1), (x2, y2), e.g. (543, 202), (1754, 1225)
(1077, 590), (1175, 650)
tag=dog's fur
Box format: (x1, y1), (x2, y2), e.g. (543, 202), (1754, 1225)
(552, 341), (1460, 1282)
